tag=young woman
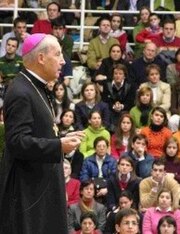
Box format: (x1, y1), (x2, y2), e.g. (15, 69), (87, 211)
(143, 189), (180, 234)
(161, 137), (180, 183)
(109, 14), (129, 54)
(68, 180), (106, 233)
(53, 81), (74, 124)
(79, 111), (110, 158)
(75, 81), (110, 130)
(59, 109), (84, 179)
(141, 107), (172, 158)
(157, 215), (177, 234)
(140, 64), (171, 114)
(133, 6), (151, 57)
(107, 156), (141, 211)
(95, 44), (127, 83)
(100, 64), (136, 132)
(130, 86), (153, 129)
(111, 113), (136, 160)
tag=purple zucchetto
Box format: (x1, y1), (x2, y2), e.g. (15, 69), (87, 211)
(22, 33), (46, 56)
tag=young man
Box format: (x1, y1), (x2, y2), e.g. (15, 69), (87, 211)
(140, 159), (180, 210)
(0, 37), (23, 86)
(123, 134), (154, 178)
(87, 17), (119, 73)
(152, 19), (180, 65)
(31, 2), (61, 34)
(115, 208), (140, 234)
(0, 17), (29, 57)
(51, 16), (74, 59)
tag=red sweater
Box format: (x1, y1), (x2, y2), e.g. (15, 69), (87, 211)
(66, 178), (80, 206)
(31, 20), (52, 34)
(152, 33), (180, 50)
(136, 28), (162, 43)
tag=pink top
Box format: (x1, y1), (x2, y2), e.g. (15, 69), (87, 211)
(143, 207), (180, 234)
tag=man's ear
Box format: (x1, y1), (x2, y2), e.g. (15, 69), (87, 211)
(37, 52), (45, 65)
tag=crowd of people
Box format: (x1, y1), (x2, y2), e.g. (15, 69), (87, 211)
(1, 1), (180, 234)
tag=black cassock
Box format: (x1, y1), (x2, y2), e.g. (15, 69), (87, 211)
(0, 69), (68, 234)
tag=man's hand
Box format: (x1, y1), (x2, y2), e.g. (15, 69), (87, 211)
(60, 136), (81, 154)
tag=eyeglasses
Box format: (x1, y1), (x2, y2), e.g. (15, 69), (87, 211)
(122, 221), (139, 226)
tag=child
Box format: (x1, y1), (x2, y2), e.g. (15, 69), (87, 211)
(111, 113), (136, 160)
(161, 137), (180, 183)
(79, 110), (110, 158)
(123, 134), (154, 178)
(136, 13), (162, 44)
(130, 86), (153, 130)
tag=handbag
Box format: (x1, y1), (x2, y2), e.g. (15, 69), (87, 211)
(92, 177), (107, 189)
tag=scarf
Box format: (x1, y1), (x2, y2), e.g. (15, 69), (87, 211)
(79, 198), (94, 213)
(139, 104), (152, 126)
(150, 123), (164, 132)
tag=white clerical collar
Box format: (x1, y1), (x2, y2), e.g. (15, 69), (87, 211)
(27, 69), (47, 85)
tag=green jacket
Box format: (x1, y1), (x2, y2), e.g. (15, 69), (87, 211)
(79, 125), (110, 158)
(0, 55), (23, 84)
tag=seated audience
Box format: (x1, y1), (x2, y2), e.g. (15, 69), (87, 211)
(111, 113), (136, 160)
(107, 156), (141, 211)
(95, 44), (127, 83)
(59, 109), (84, 179)
(53, 82), (75, 124)
(68, 180), (106, 233)
(79, 111), (110, 158)
(75, 82), (110, 130)
(123, 134), (154, 178)
(143, 189), (180, 234)
(139, 159), (180, 210)
(129, 42), (167, 88)
(157, 215), (177, 234)
(136, 13), (162, 44)
(140, 64), (171, 114)
(64, 159), (80, 207)
(141, 107), (172, 158)
(115, 208), (140, 234)
(161, 137), (180, 183)
(87, 17), (119, 75)
(130, 86), (153, 129)
(80, 137), (117, 198)
(100, 64), (136, 131)
(31, 2), (61, 34)
(173, 119), (180, 157)
(0, 17), (29, 57)
(104, 191), (134, 234)
(133, 6), (151, 58)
